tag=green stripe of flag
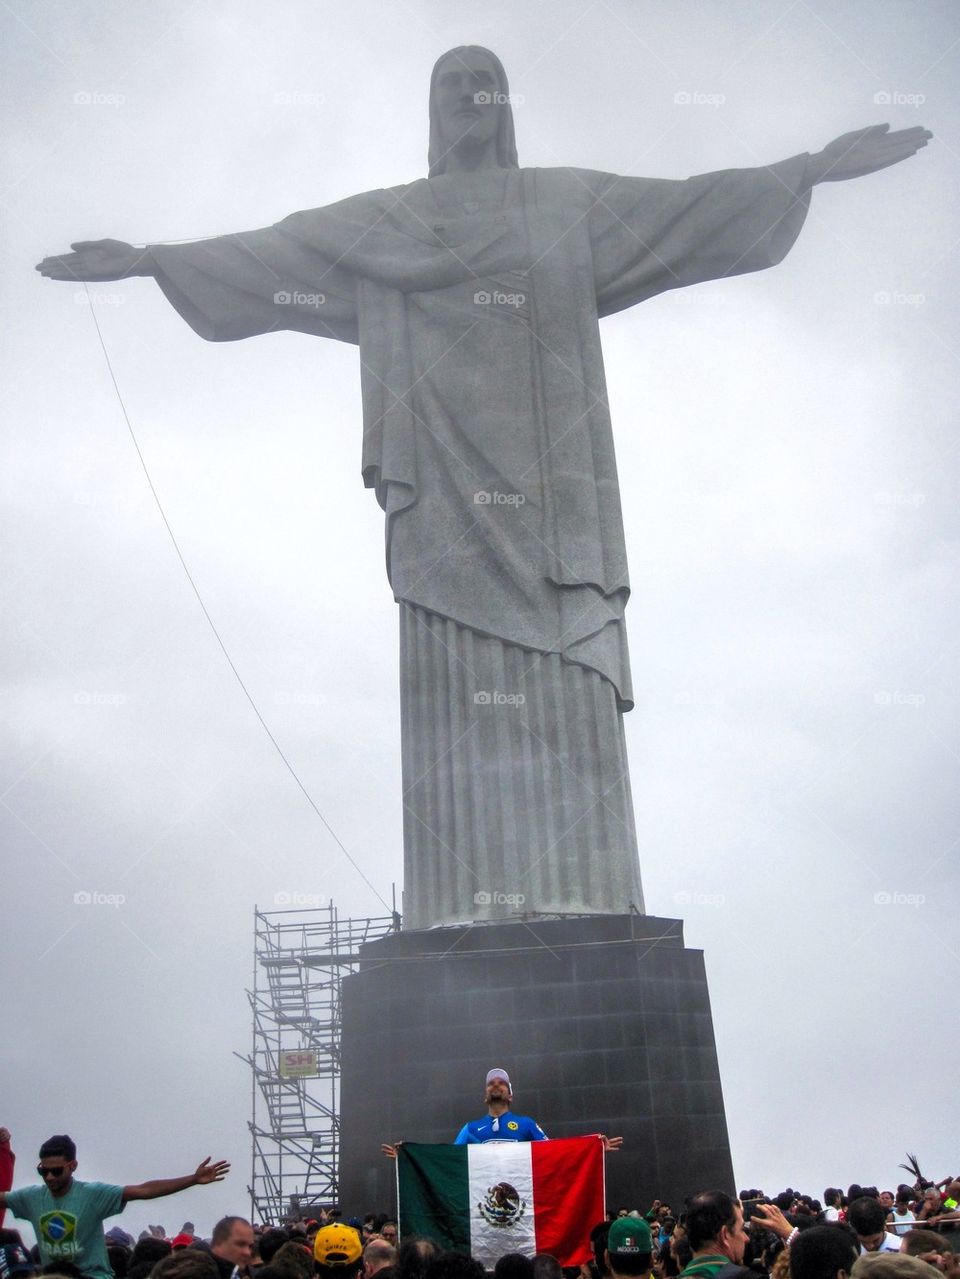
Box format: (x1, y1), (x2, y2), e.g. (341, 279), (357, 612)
(397, 1144), (471, 1252)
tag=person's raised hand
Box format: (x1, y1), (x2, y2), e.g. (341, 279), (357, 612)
(0, 1128), (10, 1144)
(194, 1157), (230, 1184)
(810, 124), (932, 183)
(750, 1202), (793, 1240)
(600, 1135), (623, 1152)
(381, 1143), (401, 1159)
(36, 239), (151, 281)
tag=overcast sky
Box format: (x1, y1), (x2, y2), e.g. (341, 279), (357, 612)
(2, 0), (958, 1241)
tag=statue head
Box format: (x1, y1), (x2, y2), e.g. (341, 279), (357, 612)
(428, 46), (519, 176)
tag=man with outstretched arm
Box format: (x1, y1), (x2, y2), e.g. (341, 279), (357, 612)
(0, 1133), (229, 1279)
(381, 1066), (622, 1155)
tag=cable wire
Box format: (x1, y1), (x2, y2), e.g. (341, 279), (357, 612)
(82, 283), (391, 912)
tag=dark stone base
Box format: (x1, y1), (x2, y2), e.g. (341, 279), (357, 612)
(338, 915), (734, 1215)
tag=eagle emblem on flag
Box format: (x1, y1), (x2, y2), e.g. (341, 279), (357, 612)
(478, 1181), (527, 1227)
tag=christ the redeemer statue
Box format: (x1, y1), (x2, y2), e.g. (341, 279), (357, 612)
(38, 47), (930, 931)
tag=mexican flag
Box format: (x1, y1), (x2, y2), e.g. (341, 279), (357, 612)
(397, 1137), (605, 1268)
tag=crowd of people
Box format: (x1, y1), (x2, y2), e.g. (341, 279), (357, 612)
(1, 1129), (957, 1279)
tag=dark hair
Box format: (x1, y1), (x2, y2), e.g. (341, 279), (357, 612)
(41, 1265), (84, 1279)
(107, 1245), (131, 1277)
(211, 1219), (251, 1248)
(901, 1231), (955, 1257)
(270, 1242), (314, 1279)
(672, 1240), (693, 1272)
(590, 1222), (611, 1278)
(790, 1224), (859, 1279)
(260, 1232), (291, 1265)
(38, 1136), (76, 1162)
(532, 1256), (564, 1279)
(131, 1241), (172, 1269)
(317, 1258), (363, 1279)
(397, 1238), (437, 1279)
(494, 1256), (534, 1279)
(846, 1198), (888, 1237)
(423, 1255), (486, 1279)
(607, 1253), (651, 1277)
(315, 1264), (362, 1279)
(685, 1192), (738, 1252)
(148, 1253), (220, 1279)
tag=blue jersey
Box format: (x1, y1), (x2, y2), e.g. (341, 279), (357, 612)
(454, 1111), (547, 1143)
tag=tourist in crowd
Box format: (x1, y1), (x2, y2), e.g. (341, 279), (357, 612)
(362, 1240), (396, 1279)
(314, 1225), (363, 1279)
(916, 1193), (943, 1225)
(846, 1199), (901, 1255)
(890, 1195), (917, 1237)
(678, 1191), (751, 1279)
(790, 1223), (859, 1279)
(210, 1218), (255, 1279)
(901, 1230), (958, 1279)
(605, 1218), (653, 1279)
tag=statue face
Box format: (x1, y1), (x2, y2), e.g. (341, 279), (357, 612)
(432, 49), (502, 157)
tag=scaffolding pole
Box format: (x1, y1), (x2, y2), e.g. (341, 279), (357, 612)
(238, 902), (398, 1224)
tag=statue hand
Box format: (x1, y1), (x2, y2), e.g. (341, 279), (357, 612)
(36, 239), (152, 281)
(810, 123), (931, 183)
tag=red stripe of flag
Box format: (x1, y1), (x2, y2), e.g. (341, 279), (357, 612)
(532, 1136), (606, 1266)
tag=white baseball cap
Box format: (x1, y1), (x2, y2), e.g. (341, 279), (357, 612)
(486, 1068), (512, 1090)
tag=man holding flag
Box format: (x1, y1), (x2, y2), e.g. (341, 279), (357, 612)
(454, 1069), (547, 1145)
(382, 1067), (622, 1154)
(385, 1067), (621, 1267)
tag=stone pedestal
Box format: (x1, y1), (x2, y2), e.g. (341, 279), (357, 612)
(338, 915), (734, 1214)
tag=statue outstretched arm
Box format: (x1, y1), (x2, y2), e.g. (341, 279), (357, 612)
(37, 224), (359, 344)
(36, 239), (154, 281)
(806, 123), (931, 184)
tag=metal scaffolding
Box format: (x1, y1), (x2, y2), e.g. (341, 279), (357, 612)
(240, 903), (399, 1224)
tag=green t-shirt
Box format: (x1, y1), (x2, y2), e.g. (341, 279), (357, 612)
(5, 1179), (125, 1279)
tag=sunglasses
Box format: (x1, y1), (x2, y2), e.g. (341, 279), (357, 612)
(38, 1165), (67, 1178)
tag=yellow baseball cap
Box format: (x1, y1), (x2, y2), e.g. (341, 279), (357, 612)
(313, 1224), (363, 1266)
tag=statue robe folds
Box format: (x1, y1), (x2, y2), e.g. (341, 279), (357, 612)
(150, 158), (811, 929)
